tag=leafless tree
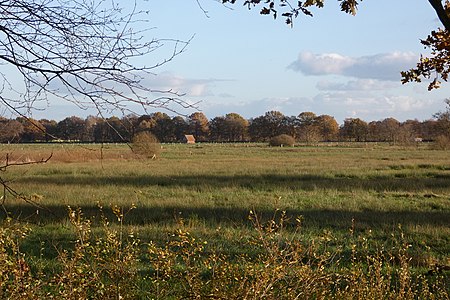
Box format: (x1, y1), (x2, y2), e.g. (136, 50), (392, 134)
(0, 0), (195, 117)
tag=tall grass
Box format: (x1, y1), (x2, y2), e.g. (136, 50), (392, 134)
(0, 208), (448, 299)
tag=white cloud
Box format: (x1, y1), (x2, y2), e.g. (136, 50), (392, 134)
(288, 51), (418, 81)
(196, 91), (441, 124)
(316, 79), (398, 91)
(146, 72), (212, 97)
(143, 72), (232, 97)
(289, 52), (355, 75)
(312, 91), (438, 122)
(217, 92), (234, 98)
(380, 95), (433, 113)
(201, 97), (314, 119)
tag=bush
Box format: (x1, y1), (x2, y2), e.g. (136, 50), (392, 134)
(269, 134), (295, 147)
(432, 135), (450, 150)
(130, 131), (161, 158)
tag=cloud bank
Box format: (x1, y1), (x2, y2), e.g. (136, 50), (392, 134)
(143, 72), (234, 98)
(316, 79), (398, 91)
(288, 51), (418, 81)
(199, 91), (440, 124)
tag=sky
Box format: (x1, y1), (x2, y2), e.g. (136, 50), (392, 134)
(16, 0), (450, 123)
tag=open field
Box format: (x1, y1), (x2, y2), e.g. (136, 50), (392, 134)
(0, 142), (449, 298)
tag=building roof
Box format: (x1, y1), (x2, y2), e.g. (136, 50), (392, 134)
(184, 135), (195, 143)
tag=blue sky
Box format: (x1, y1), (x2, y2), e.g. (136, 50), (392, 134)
(30, 0), (450, 123)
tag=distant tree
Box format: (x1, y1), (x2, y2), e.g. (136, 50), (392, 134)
(264, 111), (285, 130)
(248, 111), (285, 142)
(188, 112), (210, 142)
(57, 116), (86, 141)
(210, 113), (249, 142)
(280, 116), (299, 139)
(92, 119), (108, 142)
(0, 118), (23, 143)
(419, 119), (440, 140)
(402, 119), (422, 137)
(209, 113), (248, 142)
(137, 114), (156, 132)
(248, 116), (266, 142)
(39, 119), (58, 142)
(297, 112), (316, 125)
(368, 121), (381, 141)
(368, 118), (401, 143)
(340, 118), (369, 142)
(93, 117), (128, 142)
(223, 113), (249, 142)
(431, 99), (450, 149)
(152, 113), (175, 142)
(434, 98), (450, 137)
(135, 112), (172, 141)
(172, 116), (189, 142)
(84, 116), (104, 142)
(16, 117), (45, 142)
(149, 112), (171, 127)
(297, 112), (320, 143)
(315, 115), (339, 141)
(398, 119), (422, 144)
(395, 121), (418, 145)
(155, 117), (178, 142)
(382, 118), (401, 143)
(209, 116), (227, 142)
(121, 115), (140, 139)
(432, 135), (450, 149)
(137, 120), (154, 134)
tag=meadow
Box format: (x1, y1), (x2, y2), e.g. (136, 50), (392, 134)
(0, 142), (449, 298)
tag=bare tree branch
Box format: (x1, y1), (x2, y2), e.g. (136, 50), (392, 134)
(0, 152), (52, 213)
(196, 0), (211, 17)
(0, 0), (197, 116)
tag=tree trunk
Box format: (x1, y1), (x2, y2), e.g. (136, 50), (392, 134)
(429, 0), (450, 31)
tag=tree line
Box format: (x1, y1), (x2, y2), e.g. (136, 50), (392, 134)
(1, 108), (449, 144)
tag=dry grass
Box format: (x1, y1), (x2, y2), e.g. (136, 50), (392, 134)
(0, 143), (134, 163)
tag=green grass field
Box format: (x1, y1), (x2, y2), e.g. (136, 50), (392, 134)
(0, 142), (449, 298)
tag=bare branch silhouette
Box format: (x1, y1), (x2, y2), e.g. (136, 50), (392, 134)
(0, 152), (52, 214)
(0, 0), (196, 115)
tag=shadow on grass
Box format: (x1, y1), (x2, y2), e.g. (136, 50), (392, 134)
(3, 205), (449, 261)
(2, 204), (449, 230)
(15, 173), (450, 191)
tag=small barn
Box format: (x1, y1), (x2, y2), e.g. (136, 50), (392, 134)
(183, 135), (196, 144)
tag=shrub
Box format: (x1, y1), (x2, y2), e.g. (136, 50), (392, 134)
(432, 135), (450, 150)
(269, 134), (295, 147)
(130, 131), (161, 158)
